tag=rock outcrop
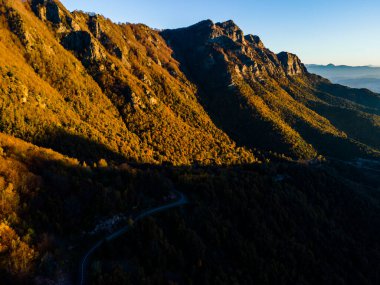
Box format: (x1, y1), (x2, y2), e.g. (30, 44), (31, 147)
(88, 15), (102, 39)
(277, 51), (307, 76)
(61, 31), (105, 63)
(32, 0), (61, 24)
(86, 15), (124, 60)
(244, 34), (265, 49)
(214, 20), (245, 43)
(162, 19), (307, 83)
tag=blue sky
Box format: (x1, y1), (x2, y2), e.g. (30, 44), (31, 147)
(61, 0), (380, 66)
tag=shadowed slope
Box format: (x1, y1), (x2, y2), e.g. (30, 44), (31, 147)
(162, 20), (380, 159)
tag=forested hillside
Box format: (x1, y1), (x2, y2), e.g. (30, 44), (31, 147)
(1, 0), (379, 165)
(0, 132), (379, 285)
(0, 1), (379, 284)
(0, 0), (255, 166)
(162, 20), (380, 160)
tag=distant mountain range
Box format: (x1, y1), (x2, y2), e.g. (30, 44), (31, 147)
(306, 64), (380, 93)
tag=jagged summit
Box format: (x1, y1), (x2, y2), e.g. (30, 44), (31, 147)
(163, 19), (308, 79)
(213, 20), (245, 42)
(216, 19), (237, 27)
(277, 51), (307, 76)
(245, 34), (265, 48)
(193, 19), (214, 26)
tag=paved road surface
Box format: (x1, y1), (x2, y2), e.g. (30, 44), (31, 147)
(79, 190), (188, 285)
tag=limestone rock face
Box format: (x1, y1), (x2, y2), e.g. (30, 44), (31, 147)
(61, 31), (105, 63)
(244, 35), (265, 49)
(87, 15), (125, 60)
(45, 0), (61, 24)
(277, 52), (307, 76)
(61, 31), (91, 54)
(32, 0), (61, 24)
(88, 15), (101, 39)
(162, 19), (307, 90)
(214, 20), (245, 43)
(161, 19), (310, 84)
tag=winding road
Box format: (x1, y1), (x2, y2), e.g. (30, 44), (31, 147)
(79, 190), (188, 285)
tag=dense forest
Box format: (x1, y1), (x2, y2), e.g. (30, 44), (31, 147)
(0, 1), (379, 284)
(0, 133), (379, 285)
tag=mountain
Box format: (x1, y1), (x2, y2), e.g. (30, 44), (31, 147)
(0, 0), (255, 166)
(162, 20), (380, 159)
(0, 1), (379, 284)
(0, 1), (379, 164)
(307, 64), (380, 93)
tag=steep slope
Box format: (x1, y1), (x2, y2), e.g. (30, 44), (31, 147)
(284, 75), (380, 154)
(0, 131), (86, 282)
(162, 20), (380, 159)
(27, 0), (256, 165)
(2, 1), (378, 163)
(0, 2), (379, 285)
(0, 0), (256, 166)
(0, 0), (156, 163)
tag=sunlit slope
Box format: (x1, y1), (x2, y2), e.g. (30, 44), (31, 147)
(0, 0), (151, 163)
(0, 0), (256, 165)
(1, 0), (379, 162)
(0, 0), (255, 165)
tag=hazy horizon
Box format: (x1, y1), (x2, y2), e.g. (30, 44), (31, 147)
(306, 63), (380, 67)
(60, 0), (380, 66)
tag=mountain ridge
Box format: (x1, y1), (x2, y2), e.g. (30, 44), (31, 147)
(1, 0), (379, 163)
(162, 19), (380, 159)
(0, 1), (380, 284)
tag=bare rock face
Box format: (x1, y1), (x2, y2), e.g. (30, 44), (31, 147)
(45, 0), (61, 24)
(244, 34), (265, 49)
(30, 3), (121, 66)
(162, 19), (310, 84)
(32, 0), (61, 24)
(277, 52), (307, 76)
(87, 15), (124, 60)
(214, 20), (245, 43)
(88, 15), (101, 39)
(61, 31), (105, 64)
(66, 16), (81, 31)
(61, 31), (91, 54)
